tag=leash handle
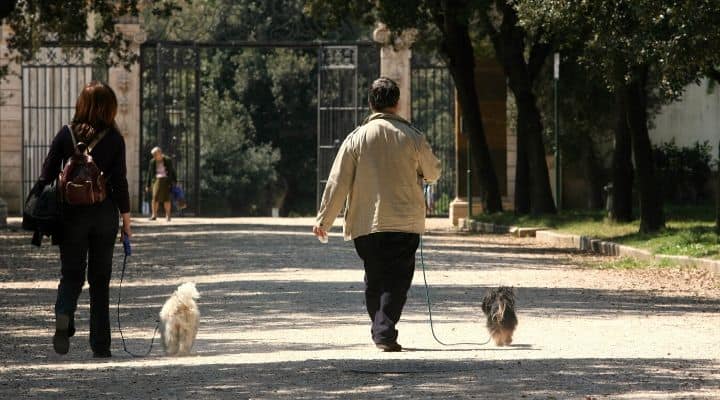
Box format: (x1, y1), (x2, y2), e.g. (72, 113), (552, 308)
(123, 236), (131, 256)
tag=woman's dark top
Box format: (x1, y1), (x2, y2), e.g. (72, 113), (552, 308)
(41, 125), (130, 214)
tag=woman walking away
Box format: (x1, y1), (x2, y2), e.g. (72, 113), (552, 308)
(146, 147), (176, 221)
(41, 81), (131, 358)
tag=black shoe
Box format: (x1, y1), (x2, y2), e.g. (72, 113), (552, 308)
(92, 350), (112, 358)
(149, 216), (157, 221)
(375, 342), (402, 352)
(53, 314), (70, 355)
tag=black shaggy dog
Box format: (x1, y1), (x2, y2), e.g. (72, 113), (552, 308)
(481, 287), (518, 346)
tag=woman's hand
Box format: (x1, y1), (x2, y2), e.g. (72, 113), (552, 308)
(120, 213), (132, 240)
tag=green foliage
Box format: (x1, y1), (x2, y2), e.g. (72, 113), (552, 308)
(144, 0), (370, 42)
(1, 1), (183, 71)
(199, 87), (280, 216)
(517, 0), (720, 98)
(653, 140), (714, 204)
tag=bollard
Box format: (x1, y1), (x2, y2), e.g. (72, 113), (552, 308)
(603, 183), (614, 220)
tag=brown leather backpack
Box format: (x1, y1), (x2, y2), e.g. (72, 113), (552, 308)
(58, 125), (108, 206)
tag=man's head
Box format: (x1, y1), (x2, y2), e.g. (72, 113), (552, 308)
(368, 77), (400, 114)
(151, 146), (163, 161)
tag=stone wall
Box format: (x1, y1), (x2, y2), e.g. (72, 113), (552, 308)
(0, 24), (23, 213)
(0, 22), (144, 215)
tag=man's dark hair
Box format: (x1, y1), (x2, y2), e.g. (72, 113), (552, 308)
(368, 77), (400, 112)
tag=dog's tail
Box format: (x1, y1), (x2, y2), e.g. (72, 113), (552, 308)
(176, 282), (200, 301)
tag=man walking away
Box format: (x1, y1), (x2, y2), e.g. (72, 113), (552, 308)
(313, 77), (441, 352)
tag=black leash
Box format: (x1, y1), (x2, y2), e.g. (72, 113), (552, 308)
(420, 235), (491, 346)
(116, 237), (160, 357)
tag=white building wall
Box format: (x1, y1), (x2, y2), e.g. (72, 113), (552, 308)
(650, 79), (720, 159)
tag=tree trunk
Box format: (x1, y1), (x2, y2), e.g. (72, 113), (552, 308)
(626, 66), (665, 233)
(582, 138), (604, 209)
(611, 89), (634, 222)
(716, 140), (719, 234)
(436, 3), (503, 213)
(514, 131), (531, 214)
(515, 90), (557, 214)
(486, 1), (556, 215)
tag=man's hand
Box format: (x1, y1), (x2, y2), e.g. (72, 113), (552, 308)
(313, 225), (327, 240)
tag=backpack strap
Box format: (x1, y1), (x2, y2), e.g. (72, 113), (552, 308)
(66, 124), (108, 154)
(67, 125), (77, 150)
(87, 129), (108, 153)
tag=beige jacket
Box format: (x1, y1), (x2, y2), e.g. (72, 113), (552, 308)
(316, 113), (442, 240)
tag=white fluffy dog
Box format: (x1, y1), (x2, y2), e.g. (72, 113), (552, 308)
(159, 282), (200, 356)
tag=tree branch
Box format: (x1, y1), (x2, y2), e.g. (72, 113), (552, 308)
(707, 66), (720, 83)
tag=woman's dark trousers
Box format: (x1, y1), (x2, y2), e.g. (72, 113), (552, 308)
(354, 232), (420, 345)
(55, 199), (118, 353)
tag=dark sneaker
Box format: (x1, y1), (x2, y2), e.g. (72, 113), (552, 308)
(375, 342), (402, 352)
(53, 314), (70, 355)
(92, 350), (112, 358)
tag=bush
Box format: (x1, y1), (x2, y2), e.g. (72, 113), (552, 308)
(653, 140), (713, 204)
(200, 89), (280, 216)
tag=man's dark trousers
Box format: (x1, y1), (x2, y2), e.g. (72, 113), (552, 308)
(354, 232), (420, 345)
(55, 199), (118, 353)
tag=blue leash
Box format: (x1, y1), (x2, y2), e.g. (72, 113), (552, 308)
(420, 235), (490, 346)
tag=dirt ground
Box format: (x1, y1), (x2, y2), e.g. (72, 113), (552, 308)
(1, 217), (719, 399)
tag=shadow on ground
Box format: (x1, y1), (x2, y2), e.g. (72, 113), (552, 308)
(1, 357), (717, 399)
(2, 221), (719, 399)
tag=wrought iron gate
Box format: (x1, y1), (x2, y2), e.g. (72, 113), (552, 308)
(21, 48), (107, 204)
(140, 43), (201, 215)
(411, 58), (456, 217)
(316, 45), (359, 209)
(140, 41), (377, 216)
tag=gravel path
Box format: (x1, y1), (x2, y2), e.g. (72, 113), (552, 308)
(1, 217), (719, 399)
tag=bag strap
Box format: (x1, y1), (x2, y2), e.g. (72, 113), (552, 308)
(66, 124), (108, 154)
(87, 129), (108, 153)
(67, 125), (77, 150)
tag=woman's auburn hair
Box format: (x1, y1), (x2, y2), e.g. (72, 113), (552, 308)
(72, 81), (118, 129)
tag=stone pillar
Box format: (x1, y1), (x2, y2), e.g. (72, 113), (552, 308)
(0, 24), (23, 215)
(109, 22), (145, 213)
(372, 24), (416, 121)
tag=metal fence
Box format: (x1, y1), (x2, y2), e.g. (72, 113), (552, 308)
(140, 43), (201, 216)
(317, 44), (379, 209)
(21, 48), (107, 205)
(411, 61), (456, 217)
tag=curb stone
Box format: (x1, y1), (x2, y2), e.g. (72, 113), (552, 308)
(535, 230), (720, 275)
(455, 220), (720, 275)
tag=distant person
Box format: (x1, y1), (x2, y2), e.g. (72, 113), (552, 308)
(146, 147), (176, 221)
(313, 77), (441, 352)
(40, 81), (131, 358)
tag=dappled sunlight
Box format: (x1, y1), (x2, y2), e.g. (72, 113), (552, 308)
(2, 218), (719, 398)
